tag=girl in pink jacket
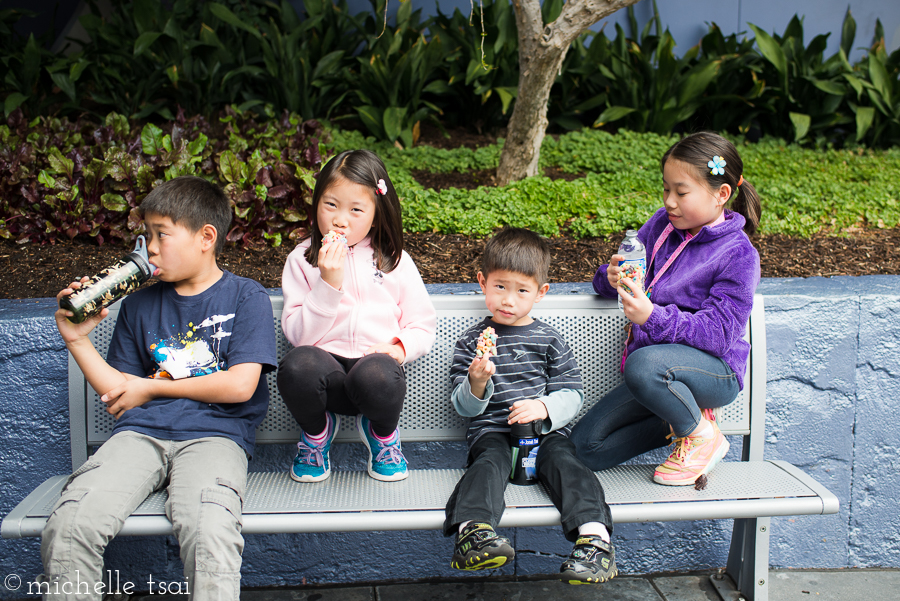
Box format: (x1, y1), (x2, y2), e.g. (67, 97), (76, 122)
(278, 149), (436, 483)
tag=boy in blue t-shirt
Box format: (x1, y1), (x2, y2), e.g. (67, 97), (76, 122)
(42, 176), (277, 600)
(444, 228), (616, 585)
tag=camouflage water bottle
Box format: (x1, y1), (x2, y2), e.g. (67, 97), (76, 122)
(59, 236), (153, 323)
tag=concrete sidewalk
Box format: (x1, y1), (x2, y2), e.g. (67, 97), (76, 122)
(127, 569), (899, 601)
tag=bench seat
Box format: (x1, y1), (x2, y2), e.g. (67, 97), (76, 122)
(3, 461), (837, 539)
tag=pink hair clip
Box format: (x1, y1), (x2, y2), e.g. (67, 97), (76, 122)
(376, 179), (387, 195)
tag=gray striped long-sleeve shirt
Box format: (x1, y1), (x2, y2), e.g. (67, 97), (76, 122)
(450, 317), (584, 448)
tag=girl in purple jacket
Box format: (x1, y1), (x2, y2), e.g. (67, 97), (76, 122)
(571, 132), (761, 486)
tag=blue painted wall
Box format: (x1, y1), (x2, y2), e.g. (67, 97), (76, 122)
(1, 277), (898, 597)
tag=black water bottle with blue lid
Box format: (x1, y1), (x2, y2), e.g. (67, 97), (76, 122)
(59, 236), (153, 323)
(509, 419), (543, 486)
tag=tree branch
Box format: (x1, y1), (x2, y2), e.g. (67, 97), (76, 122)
(548, 0), (642, 48)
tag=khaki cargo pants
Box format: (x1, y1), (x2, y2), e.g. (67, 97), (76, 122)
(40, 431), (247, 601)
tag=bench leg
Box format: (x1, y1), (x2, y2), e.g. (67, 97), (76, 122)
(716, 516), (770, 601)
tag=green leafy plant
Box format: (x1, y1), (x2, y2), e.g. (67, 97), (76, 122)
(745, 13), (854, 143)
(577, 3), (724, 135)
(0, 8), (82, 117)
(210, 0), (364, 121)
(2, 3), (899, 149)
(349, 0), (448, 148)
(0, 107), (326, 247)
(430, 0), (520, 133)
(841, 17), (900, 147)
(692, 23), (761, 134)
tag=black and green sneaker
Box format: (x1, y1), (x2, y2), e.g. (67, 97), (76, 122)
(450, 522), (515, 571)
(559, 535), (617, 585)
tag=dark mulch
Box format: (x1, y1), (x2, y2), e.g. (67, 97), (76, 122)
(2, 227), (899, 301)
(414, 121), (503, 149)
(411, 166), (583, 190)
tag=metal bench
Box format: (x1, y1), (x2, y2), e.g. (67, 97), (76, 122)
(2, 293), (838, 601)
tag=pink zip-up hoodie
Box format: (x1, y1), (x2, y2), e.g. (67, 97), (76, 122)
(281, 236), (437, 364)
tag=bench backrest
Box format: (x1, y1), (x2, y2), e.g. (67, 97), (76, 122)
(69, 294), (766, 469)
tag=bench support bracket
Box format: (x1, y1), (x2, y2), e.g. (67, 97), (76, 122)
(720, 516), (770, 601)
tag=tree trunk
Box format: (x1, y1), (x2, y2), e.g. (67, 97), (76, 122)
(496, 0), (642, 186)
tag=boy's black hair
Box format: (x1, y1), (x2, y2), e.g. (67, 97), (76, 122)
(139, 176), (232, 255)
(661, 131), (762, 236)
(481, 228), (551, 286)
(304, 149), (403, 273)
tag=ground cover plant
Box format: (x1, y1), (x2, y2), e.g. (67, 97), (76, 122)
(333, 127), (900, 239)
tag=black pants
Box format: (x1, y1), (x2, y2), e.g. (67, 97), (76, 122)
(443, 431), (613, 542)
(277, 346), (406, 438)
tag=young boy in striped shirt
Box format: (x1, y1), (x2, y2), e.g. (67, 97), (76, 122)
(443, 228), (617, 585)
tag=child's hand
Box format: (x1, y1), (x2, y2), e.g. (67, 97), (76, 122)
(607, 254), (624, 289)
(508, 399), (548, 424)
(618, 277), (653, 325)
(365, 341), (406, 364)
(467, 356), (495, 399)
(318, 240), (348, 290)
(101, 378), (156, 419)
(55, 278), (109, 344)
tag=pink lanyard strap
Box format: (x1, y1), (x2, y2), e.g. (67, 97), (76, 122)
(645, 224), (692, 299)
(620, 224), (692, 371)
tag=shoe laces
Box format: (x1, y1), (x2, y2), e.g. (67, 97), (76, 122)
(374, 441), (405, 465)
(296, 437), (326, 467)
(669, 435), (695, 464)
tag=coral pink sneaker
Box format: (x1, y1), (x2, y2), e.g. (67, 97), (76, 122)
(653, 413), (729, 486)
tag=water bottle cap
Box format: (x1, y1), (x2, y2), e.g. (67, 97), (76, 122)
(127, 236), (153, 280)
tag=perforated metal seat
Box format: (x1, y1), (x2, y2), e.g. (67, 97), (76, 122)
(80, 295), (751, 451)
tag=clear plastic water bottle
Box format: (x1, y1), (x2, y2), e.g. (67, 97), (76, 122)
(617, 230), (646, 311)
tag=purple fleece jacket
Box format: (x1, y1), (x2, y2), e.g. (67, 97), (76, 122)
(594, 208), (760, 389)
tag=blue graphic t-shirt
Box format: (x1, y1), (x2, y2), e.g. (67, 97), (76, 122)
(106, 270), (277, 455)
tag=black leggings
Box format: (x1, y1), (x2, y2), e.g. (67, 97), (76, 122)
(277, 346), (407, 438)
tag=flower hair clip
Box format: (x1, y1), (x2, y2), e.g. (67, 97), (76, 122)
(376, 179), (387, 195)
(708, 156), (726, 176)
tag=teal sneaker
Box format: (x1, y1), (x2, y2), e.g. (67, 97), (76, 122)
(290, 411), (337, 483)
(355, 414), (408, 481)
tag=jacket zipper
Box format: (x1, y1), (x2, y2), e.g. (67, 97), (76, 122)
(348, 245), (360, 354)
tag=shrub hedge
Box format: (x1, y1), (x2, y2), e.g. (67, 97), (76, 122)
(2, 1), (898, 148)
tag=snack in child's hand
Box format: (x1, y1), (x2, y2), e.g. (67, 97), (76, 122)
(321, 230), (348, 245)
(475, 326), (498, 359)
(617, 263), (645, 297)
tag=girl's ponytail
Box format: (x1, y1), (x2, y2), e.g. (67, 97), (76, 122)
(732, 179), (761, 236)
(661, 131), (762, 236)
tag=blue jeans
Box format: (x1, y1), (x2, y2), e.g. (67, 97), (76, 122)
(571, 344), (740, 471)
